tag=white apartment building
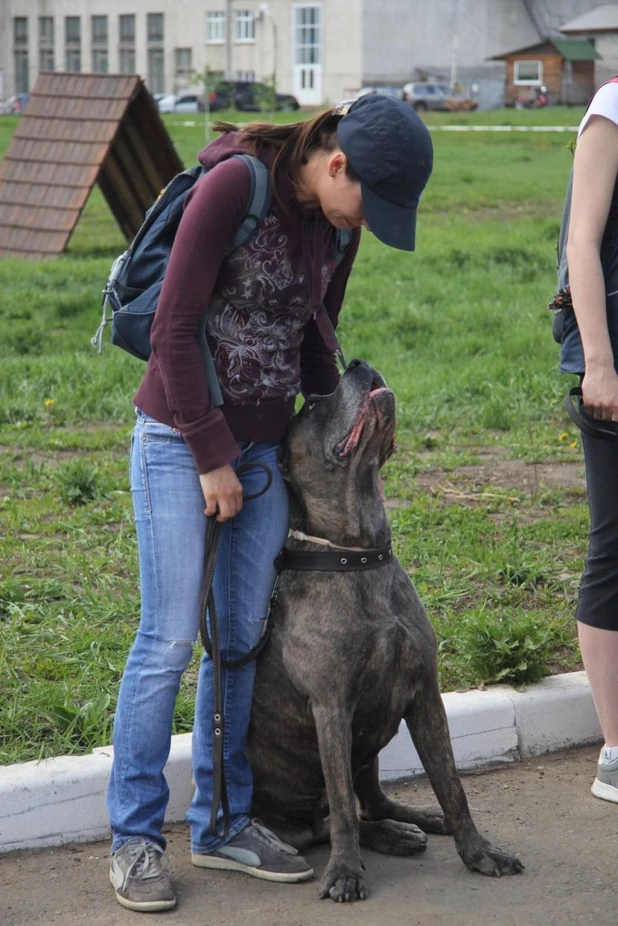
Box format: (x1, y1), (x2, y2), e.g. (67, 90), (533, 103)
(0, 0), (361, 106)
(0, 0), (609, 109)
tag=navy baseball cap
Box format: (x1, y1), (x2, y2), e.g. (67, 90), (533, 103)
(336, 94), (433, 251)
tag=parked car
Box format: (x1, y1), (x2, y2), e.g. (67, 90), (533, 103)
(156, 93), (205, 114)
(402, 83), (448, 112)
(356, 86), (404, 100)
(0, 93), (29, 115)
(402, 82), (477, 112)
(209, 81), (300, 113)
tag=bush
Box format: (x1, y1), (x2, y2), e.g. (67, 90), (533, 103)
(56, 458), (102, 506)
(440, 608), (561, 686)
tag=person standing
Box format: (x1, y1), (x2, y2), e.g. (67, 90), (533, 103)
(555, 78), (618, 805)
(107, 94), (434, 911)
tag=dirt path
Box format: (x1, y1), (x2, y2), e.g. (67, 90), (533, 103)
(2, 745), (613, 926)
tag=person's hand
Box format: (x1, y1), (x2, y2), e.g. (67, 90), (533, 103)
(199, 464), (243, 522)
(581, 364), (618, 421)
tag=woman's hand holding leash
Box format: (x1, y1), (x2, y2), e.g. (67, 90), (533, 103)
(582, 364), (618, 422)
(199, 465), (243, 521)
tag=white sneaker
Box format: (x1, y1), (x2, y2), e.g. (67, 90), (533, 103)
(591, 751), (618, 804)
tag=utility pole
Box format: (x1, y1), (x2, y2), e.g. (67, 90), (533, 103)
(450, 0), (459, 90)
(258, 3), (277, 88)
(450, 34), (459, 90)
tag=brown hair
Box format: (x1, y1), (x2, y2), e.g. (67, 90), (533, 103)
(213, 108), (360, 200)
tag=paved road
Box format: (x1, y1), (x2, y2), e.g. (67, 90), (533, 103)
(2, 745), (614, 926)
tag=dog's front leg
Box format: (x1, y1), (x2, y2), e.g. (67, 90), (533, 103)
(311, 702), (368, 903)
(405, 680), (524, 877)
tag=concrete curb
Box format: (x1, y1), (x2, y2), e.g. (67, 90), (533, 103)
(0, 671), (601, 854)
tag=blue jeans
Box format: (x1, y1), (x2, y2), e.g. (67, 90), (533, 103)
(107, 411), (289, 853)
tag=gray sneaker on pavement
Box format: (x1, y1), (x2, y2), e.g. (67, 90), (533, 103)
(191, 819), (314, 883)
(591, 751), (618, 804)
(110, 839), (176, 911)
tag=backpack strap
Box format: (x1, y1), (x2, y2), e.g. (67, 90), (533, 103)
(226, 154), (272, 255)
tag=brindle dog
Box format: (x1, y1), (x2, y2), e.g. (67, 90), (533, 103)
(247, 359), (523, 902)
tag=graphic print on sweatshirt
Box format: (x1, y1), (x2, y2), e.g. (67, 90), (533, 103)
(206, 213), (337, 403)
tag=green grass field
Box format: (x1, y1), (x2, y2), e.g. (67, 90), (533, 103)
(0, 107), (590, 764)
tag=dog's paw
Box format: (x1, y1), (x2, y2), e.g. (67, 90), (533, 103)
(416, 805), (451, 835)
(459, 836), (525, 877)
(360, 819), (428, 856)
(319, 862), (369, 903)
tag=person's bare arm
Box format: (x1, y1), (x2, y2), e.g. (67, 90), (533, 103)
(567, 116), (618, 420)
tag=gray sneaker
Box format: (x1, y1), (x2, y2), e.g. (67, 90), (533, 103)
(591, 751), (618, 804)
(191, 819), (314, 883)
(110, 839), (176, 911)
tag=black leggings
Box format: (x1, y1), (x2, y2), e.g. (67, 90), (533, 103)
(577, 431), (618, 630)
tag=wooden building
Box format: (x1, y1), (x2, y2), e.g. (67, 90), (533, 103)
(490, 37), (600, 106)
(0, 72), (183, 259)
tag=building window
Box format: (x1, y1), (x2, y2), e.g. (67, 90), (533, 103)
(39, 16), (53, 43)
(39, 48), (54, 71)
(14, 19), (29, 93)
(147, 13), (164, 94)
(235, 10), (255, 43)
(39, 16), (54, 72)
(206, 11), (225, 44)
(294, 5), (321, 65)
(148, 48), (164, 94)
(92, 49), (108, 73)
(119, 14), (136, 74)
(514, 60), (542, 85)
(14, 17), (28, 45)
(92, 16), (108, 73)
(14, 50), (29, 92)
(235, 70), (255, 82)
(65, 16), (81, 72)
(175, 48), (193, 83)
(147, 13), (164, 44)
(92, 15), (108, 45)
(119, 14), (135, 44)
(119, 49), (136, 73)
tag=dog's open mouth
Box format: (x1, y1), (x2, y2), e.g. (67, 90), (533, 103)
(333, 377), (393, 460)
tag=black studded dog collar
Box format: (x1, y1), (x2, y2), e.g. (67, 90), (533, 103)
(275, 543), (393, 573)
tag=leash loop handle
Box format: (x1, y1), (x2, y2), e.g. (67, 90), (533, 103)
(564, 386), (618, 441)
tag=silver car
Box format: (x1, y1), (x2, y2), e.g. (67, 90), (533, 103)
(402, 83), (449, 112)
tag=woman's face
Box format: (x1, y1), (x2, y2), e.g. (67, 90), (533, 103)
(307, 151), (368, 231)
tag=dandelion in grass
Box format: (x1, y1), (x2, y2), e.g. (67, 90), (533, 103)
(559, 431), (569, 441)
(44, 399), (54, 407)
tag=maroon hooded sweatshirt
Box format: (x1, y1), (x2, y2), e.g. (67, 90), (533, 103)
(133, 131), (361, 474)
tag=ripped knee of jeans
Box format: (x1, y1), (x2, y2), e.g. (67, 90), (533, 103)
(166, 637), (195, 670)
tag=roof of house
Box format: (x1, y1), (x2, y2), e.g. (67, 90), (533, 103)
(0, 72), (183, 259)
(560, 4), (618, 34)
(489, 38), (601, 61)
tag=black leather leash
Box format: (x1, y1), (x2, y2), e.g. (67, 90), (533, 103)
(198, 460), (273, 839)
(564, 386), (618, 441)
